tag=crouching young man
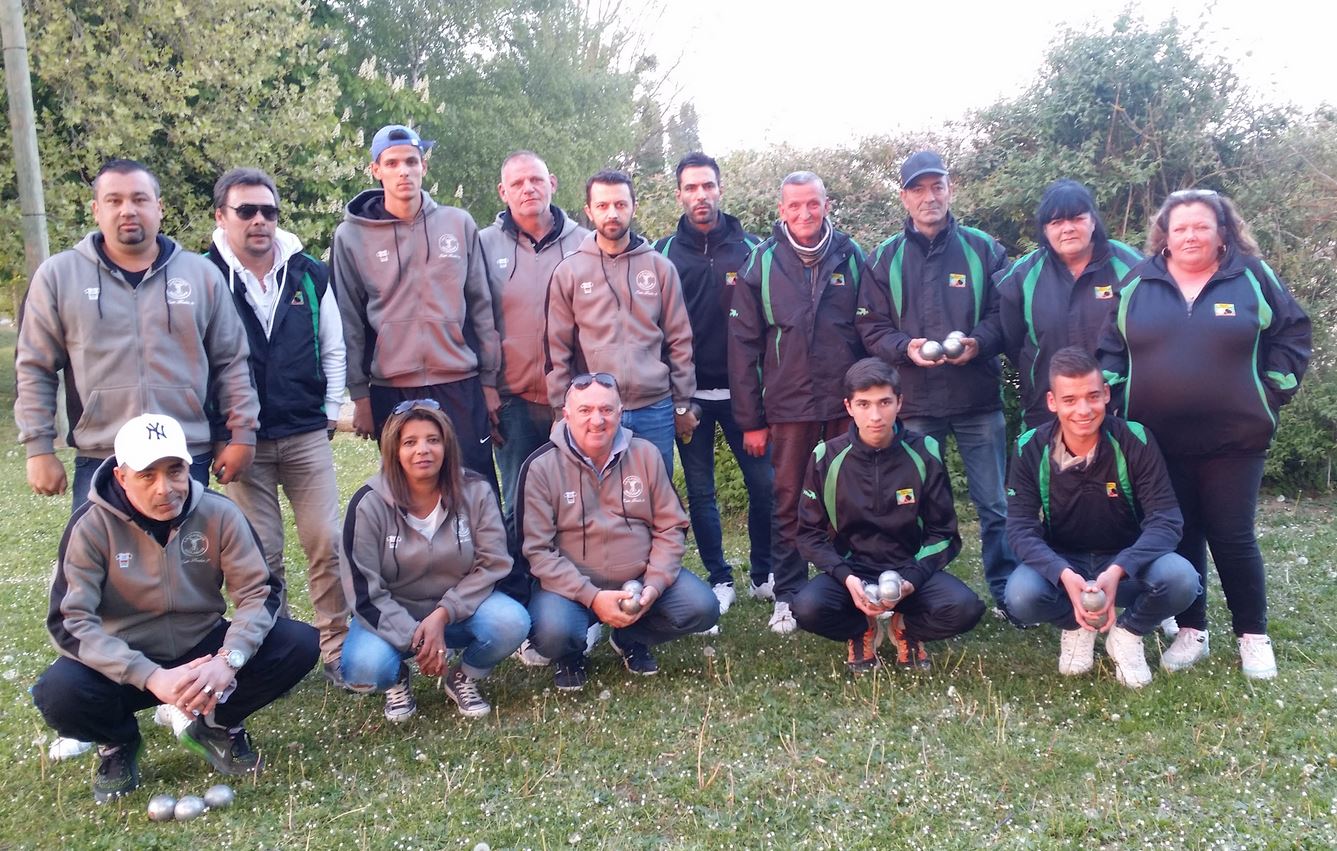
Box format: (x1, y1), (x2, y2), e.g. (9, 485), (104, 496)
(793, 358), (984, 672)
(1004, 347), (1199, 687)
(32, 414), (318, 803)
(520, 374), (719, 690)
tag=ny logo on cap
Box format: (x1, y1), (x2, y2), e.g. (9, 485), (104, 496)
(146, 422), (167, 440)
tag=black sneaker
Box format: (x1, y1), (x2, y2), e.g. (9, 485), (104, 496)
(181, 719), (263, 776)
(609, 635), (659, 676)
(92, 739), (142, 804)
(442, 666), (491, 718)
(553, 654), (588, 691)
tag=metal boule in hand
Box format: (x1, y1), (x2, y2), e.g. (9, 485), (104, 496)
(1080, 586), (1108, 627)
(920, 340), (945, 362)
(878, 570), (904, 605)
(619, 579), (644, 614)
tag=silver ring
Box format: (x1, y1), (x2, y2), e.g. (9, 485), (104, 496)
(202, 685), (214, 696)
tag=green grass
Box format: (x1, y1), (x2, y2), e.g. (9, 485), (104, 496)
(0, 324), (1334, 849)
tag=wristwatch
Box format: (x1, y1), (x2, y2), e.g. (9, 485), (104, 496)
(217, 647), (247, 670)
(675, 406), (688, 416)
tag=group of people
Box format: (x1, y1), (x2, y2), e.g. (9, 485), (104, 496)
(14, 126), (1310, 805)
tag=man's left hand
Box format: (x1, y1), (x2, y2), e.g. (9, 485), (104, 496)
(179, 655), (237, 718)
(212, 443), (255, 485)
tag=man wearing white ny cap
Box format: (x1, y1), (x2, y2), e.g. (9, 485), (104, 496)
(32, 414), (318, 804)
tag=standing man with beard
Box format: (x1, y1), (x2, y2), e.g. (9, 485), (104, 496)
(728, 171), (867, 635)
(654, 152), (776, 623)
(479, 151), (589, 559)
(204, 167), (351, 685)
(333, 125), (501, 488)
(546, 169), (697, 477)
(16, 159), (258, 509)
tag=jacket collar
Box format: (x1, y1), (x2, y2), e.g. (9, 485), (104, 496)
(673, 211), (746, 252)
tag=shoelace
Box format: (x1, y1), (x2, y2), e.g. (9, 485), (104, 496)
(451, 675), (485, 707)
(385, 682), (414, 712)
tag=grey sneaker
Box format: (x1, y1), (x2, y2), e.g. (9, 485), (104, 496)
(513, 639), (551, 667)
(383, 665), (417, 722)
(92, 740), (142, 804)
(768, 600), (797, 635)
(442, 667), (491, 718)
(1161, 627), (1209, 672)
(181, 720), (262, 776)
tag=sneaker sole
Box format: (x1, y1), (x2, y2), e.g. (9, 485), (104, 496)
(444, 689), (491, 718)
(1160, 647), (1209, 672)
(384, 708), (418, 723)
(1242, 665), (1277, 680)
(554, 679), (587, 692)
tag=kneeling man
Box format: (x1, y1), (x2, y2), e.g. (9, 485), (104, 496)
(33, 414), (318, 803)
(1004, 347), (1199, 687)
(793, 358), (984, 672)
(521, 374), (719, 690)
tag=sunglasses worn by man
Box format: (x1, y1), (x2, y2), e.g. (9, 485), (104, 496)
(227, 204), (279, 221)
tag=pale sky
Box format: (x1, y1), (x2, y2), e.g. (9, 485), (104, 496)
(630, 0), (1336, 153)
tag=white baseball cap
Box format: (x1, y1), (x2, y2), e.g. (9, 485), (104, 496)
(113, 414), (192, 471)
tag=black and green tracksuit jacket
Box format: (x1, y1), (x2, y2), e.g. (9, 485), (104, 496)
(1006, 416), (1183, 586)
(728, 223), (866, 429)
(991, 238), (1143, 428)
(797, 423), (961, 590)
(857, 214), (1009, 418)
(655, 213), (761, 394)
(1097, 249), (1311, 457)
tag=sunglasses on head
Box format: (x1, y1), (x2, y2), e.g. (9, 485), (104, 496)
(570, 372), (618, 391)
(228, 204), (280, 221)
(1168, 189), (1219, 200)
(391, 398), (442, 415)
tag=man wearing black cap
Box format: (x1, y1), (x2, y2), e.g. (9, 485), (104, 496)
(857, 151), (1019, 616)
(332, 124), (501, 487)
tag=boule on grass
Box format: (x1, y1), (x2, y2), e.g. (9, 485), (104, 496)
(146, 794), (177, 822)
(173, 795), (206, 821)
(203, 784), (235, 810)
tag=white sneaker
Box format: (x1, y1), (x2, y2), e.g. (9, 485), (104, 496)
(152, 703), (192, 736)
(749, 574), (776, 602)
(1106, 625), (1152, 688)
(585, 623), (604, 654)
(513, 639), (551, 668)
(1160, 627), (1209, 672)
(768, 601), (797, 635)
(1238, 633), (1278, 680)
(1159, 617), (1180, 638)
(712, 582), (737, 615)
(47, 737), (92, 761)
(1058, 628), (1096, 676)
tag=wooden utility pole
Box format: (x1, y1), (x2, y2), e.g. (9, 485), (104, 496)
(2, 0), (49, 285)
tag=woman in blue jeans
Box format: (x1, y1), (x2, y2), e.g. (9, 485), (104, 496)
(340, 401), (528, 720)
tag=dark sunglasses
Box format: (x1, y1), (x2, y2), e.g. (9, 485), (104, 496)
(570, 372), (618, 391)
(391, 398), (442, 415)
(228, 204), (279, 221)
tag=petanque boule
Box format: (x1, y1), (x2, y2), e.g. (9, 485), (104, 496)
(146, 794), (177, 822)
(920, 340), (945, 362)
(878, 570), (904, 605)
(1080, 586), (1108, 627)
(864, 582), (881, 605)
(619, 580), (644, 615)
(946, 330), (965, 341)
(203, 784), (236, 810)
(173, 795), (207, 821)
(941, 336), (965, 358)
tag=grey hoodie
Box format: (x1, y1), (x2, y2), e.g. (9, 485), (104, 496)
(520, 421), (688, 606)
(15, 233), (259, 459)
(332, 189), (500, 398)
(342, 472), (511, 651)
(46, 457), (281, 689)
(545, 232), (696, 409)
(479, 207), (588, 405)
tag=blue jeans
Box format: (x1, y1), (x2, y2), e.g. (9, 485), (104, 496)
(620, 396), (675, 478)
(901, 411), (1016, 605)
(675, 397), (776, 587)
(527, 570), (719, 661)
(72, 451), (212, 513)
(339, 592), (530, 686)
(494, 395), (555, 548)
(1004, 552), (1201, 636)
